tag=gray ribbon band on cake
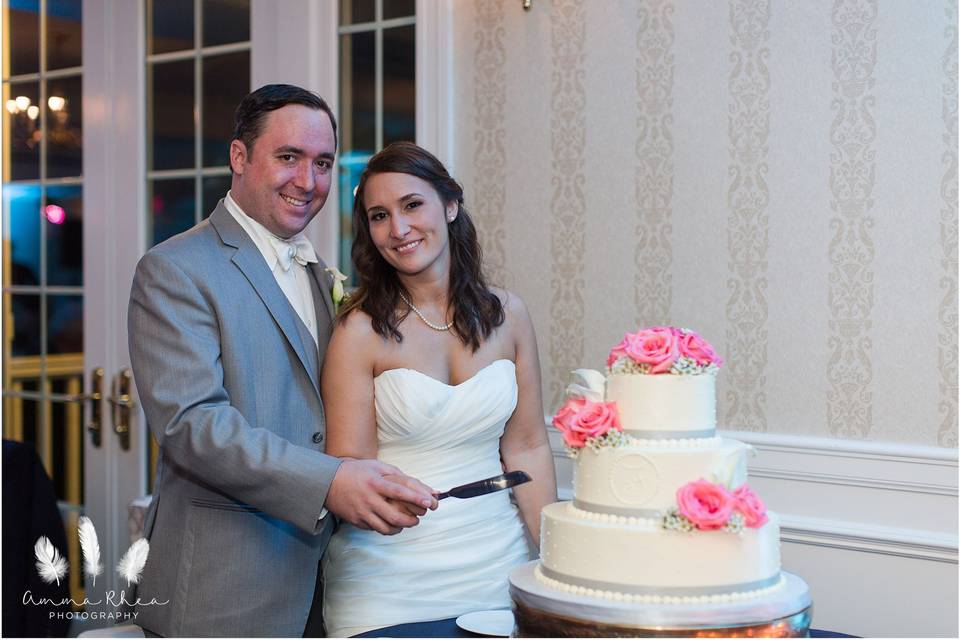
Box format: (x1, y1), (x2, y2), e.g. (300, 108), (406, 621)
(539, 566), (782, 597)
(572, 500), (662, 519)
(621, 428), (716, 439)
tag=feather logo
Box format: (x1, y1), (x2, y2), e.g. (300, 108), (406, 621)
(116, 538), (150, 587)
(33, 519), (151, 589)
(34, 536), (69, 586)
(77, 516), (103, 586)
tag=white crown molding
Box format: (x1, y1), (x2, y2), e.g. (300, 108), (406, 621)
(780, 515), (958, 563)
(722, 429), (958, 499)
(748, 468), (956, 496)
(722, 429), (959, 464)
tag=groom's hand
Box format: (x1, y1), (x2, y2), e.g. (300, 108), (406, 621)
(326, 459), (438, 535)
(383, 473), (440, 518)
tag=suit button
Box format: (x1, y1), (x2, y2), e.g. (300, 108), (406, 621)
(312, 432), (324, 444)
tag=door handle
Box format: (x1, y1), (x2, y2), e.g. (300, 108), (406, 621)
(109, 368), (135, 450)
(87, 367), (104, 447)
(62, 367), (104, 447)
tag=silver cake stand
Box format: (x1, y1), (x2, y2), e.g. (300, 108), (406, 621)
(509, 562), (812, 637)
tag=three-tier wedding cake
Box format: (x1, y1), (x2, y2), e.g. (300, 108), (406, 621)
(509, 326), (811, 637)
(539, 325), (781, 602)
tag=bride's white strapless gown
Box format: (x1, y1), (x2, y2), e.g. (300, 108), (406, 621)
(321, 359), (531, 638)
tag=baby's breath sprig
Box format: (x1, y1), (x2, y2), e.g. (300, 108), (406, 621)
(669, 356), (722, 376)
(670, 356), (700, 375)
(607, 355), (720, 376)
(606, 358), (649, 375)
(722, 512), (745, 534)
(661, 508), (695, 532)
(584, 429), (628, 453)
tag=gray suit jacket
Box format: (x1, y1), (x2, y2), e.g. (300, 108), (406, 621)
(128, 203), (341, 637)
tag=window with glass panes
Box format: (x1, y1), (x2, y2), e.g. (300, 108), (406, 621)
(2, 0), (86, 606)
(144, 0), (250, 487)
(337, 0), (415, 282)
(146, 0), (250, 248)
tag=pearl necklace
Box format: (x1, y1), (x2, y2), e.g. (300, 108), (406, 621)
(398, 290), (454, 331)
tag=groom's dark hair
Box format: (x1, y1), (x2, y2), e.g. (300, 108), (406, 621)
(233, 84), (338, 154)
(341, 142), (505, 352)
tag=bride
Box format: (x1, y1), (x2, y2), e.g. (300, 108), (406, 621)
(320, 142), (557, 637)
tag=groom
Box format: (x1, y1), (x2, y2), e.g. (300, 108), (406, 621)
(128, 85), (436, 637)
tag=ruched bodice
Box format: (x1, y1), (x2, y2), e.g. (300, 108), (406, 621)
(374, 359), (518, 490)
(322, 359), (531, 637)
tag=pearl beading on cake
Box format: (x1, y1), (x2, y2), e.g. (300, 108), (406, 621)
(566, 502), (661, 527)
(618, 435), (721, 449)
(534, 564), (786, 605)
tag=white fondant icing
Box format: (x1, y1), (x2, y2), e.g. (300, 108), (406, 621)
(574, 438), (751, 514)
(607, 373), (715, 435)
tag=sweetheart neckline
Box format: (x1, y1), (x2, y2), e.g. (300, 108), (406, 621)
(373, 358), (515, 388)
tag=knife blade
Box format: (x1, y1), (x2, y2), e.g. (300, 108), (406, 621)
(435, 470), (532, 500)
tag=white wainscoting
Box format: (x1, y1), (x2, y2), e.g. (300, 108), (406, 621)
(546, 426), (959, 638)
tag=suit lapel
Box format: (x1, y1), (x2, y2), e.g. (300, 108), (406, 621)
(309, 263), (336, 328)
(210, 204), (321, 397)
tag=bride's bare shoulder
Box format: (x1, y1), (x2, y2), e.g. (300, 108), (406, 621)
(488, 286), (530, 323)
(329, 308), (380, 356)
(336, 307), (376, 334)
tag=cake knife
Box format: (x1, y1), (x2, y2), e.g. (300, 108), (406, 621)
(435, 471), (531, 500)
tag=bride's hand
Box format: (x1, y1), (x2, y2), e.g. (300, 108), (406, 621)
(326, 459), (438, 535)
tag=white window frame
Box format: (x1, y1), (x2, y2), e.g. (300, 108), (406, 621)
(249, 0), (453, 269)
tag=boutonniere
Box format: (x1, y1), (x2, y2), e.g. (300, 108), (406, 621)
(325, 267), (349, 313)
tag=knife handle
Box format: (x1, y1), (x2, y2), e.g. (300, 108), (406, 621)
(434, 491), (451, 500)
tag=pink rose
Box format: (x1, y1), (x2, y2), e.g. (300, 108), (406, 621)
(649, 325), (682, 335)
(552, 396), (588, 447)
(625, 327), (680, 374)
(552, 398), (621, 448)
(606, 335), (631, 368)
(733, 484), (768, 528)
(677, 330), (723, 366)
(676, 479), (735, 530)
(573, 401), (622, 441)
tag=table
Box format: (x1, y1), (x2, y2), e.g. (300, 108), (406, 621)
(355, 618), (857, 638)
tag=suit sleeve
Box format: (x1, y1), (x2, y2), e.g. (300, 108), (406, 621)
(128, 250), (341, 535)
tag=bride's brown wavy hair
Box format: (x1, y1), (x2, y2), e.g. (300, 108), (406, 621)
(339, 141), (504, 351)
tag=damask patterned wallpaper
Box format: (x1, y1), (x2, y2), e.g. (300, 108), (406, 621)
(452, 0), (957, 447)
